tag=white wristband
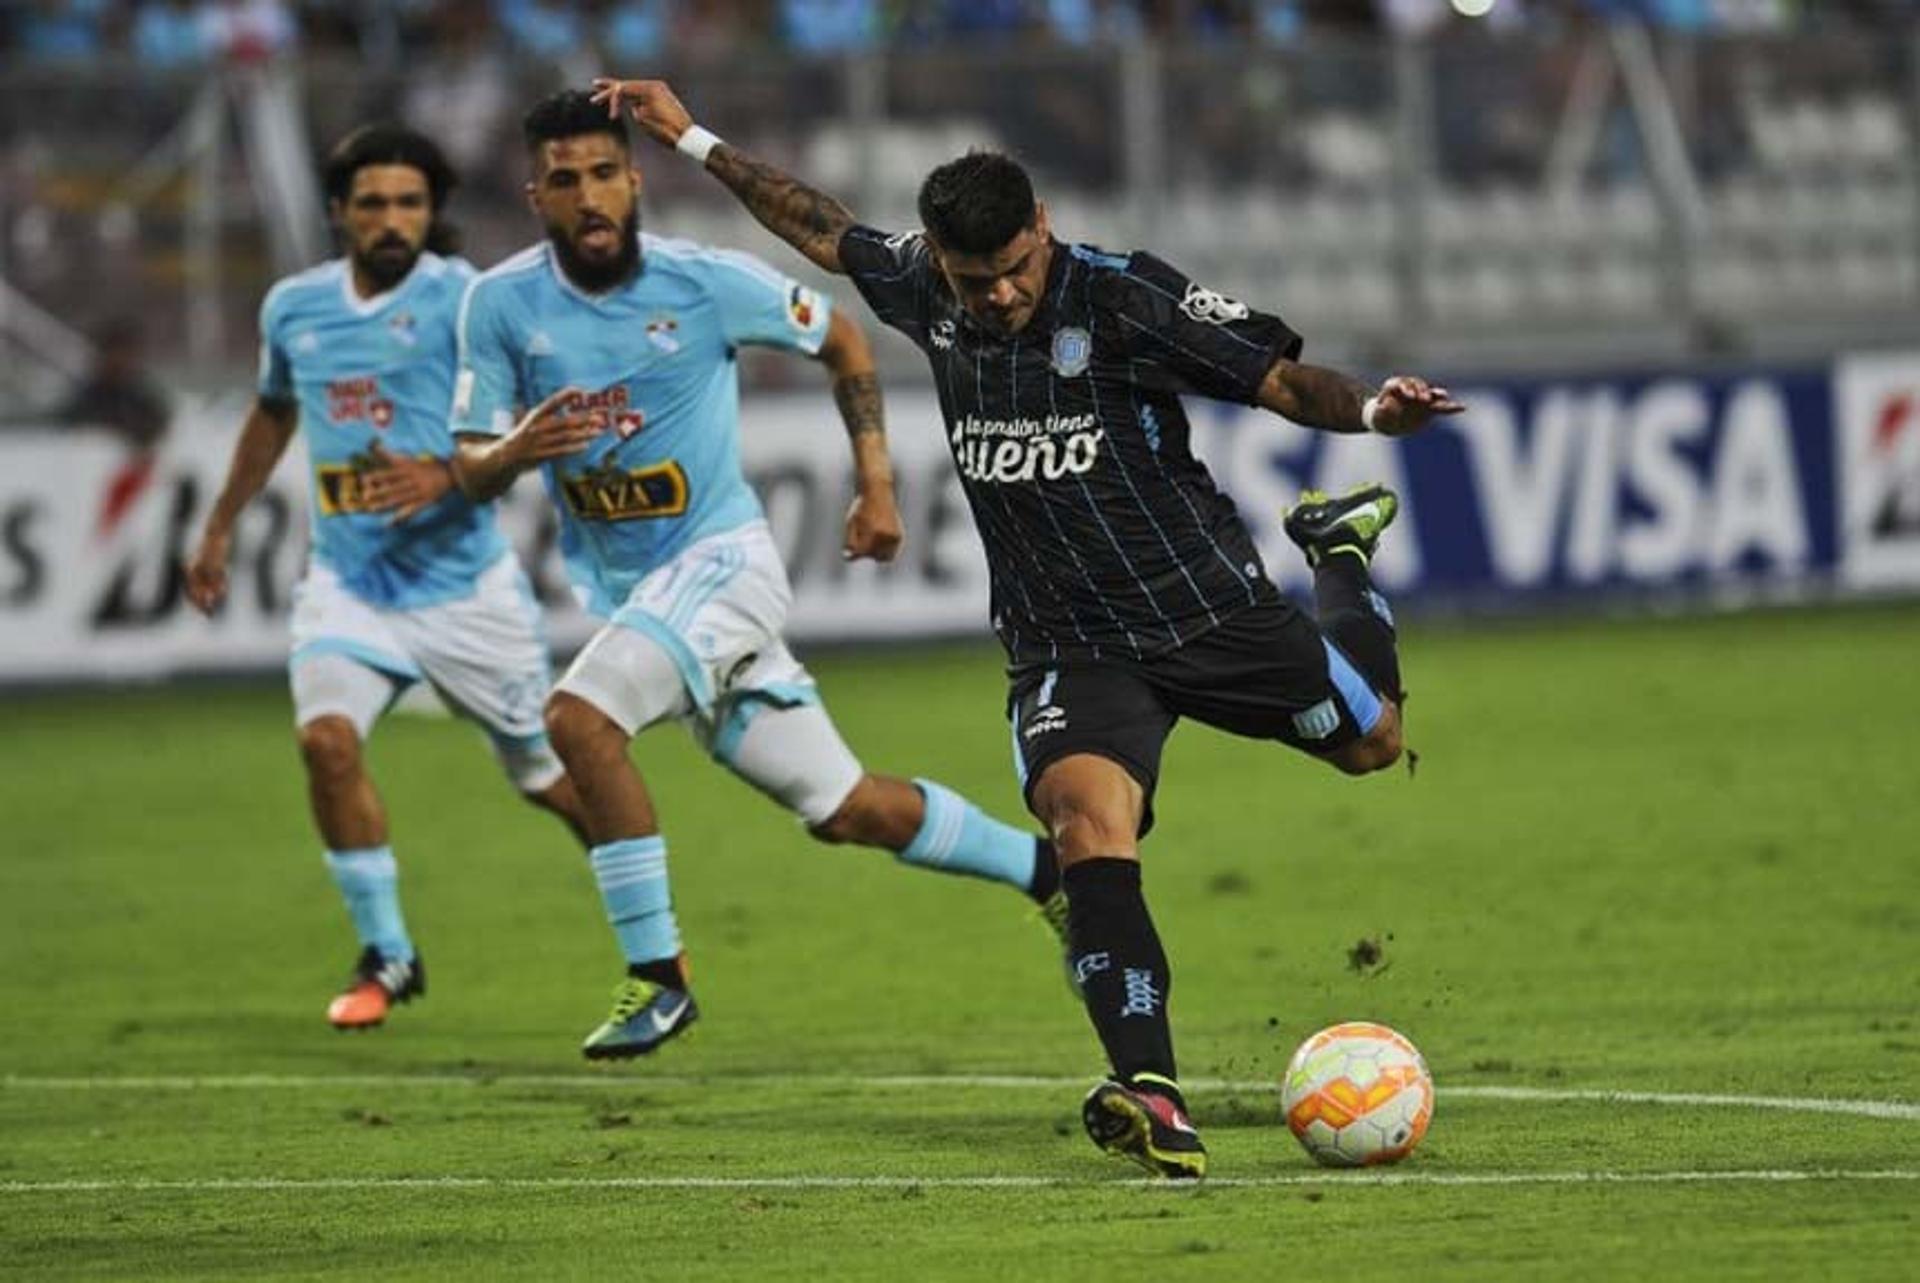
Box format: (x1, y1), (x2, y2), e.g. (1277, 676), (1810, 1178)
(676, 125), (722, 165)
(1360, 394), (1382, 433)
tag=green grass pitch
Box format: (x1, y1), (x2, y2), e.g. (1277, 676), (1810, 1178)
(2, 604), (1917, 1279)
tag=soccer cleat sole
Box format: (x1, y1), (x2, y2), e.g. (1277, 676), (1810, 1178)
(1082, 1085), (1207, 1181)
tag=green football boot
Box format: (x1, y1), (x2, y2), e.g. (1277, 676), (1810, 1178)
(1283, 484), (1400, 567)
(581, 976), (699, 1060)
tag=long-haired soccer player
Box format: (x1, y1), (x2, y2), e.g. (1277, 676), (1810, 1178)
(594, 77), (1463, 1176)
(186, 125), (590, 1030)
(449, 92), (1064, 1060)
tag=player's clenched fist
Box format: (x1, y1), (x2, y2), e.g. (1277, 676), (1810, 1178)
(589, 78), (692, 150)
(842, 487), (904, 563)
(184, 529), (232, 614)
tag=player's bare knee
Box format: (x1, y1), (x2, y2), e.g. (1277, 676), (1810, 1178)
(1040, 797), (1134, 862)
(808, 777), (878, 846)
(1332, 708), (1402, 775)
(544, 693), (625, 771)
(296, 716), (362, 785)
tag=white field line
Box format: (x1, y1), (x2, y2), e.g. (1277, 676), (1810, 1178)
(1, 1170), (1916, 1194)
(3, 1073), (1917, 1122)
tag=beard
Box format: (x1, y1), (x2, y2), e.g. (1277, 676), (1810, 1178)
(549, 206), (641, 293)
(353, 235), (422, 293)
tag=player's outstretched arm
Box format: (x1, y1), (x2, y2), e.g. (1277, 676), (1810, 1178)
(815, 308), (902, 562)
(451, 387), (604, 503)
(1256, 362), (1464, 437)
(590, 77), (856, 275)
(185, 396), (298, 615)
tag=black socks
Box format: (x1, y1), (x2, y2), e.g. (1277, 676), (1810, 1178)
(1313, 551), (1404, 704)
(1064, 857), (1176, 1088)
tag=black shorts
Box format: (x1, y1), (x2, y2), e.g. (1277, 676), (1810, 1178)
(1006, 600), (1385, 834)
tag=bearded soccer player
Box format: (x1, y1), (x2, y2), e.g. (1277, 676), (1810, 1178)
(449, 91), (1063, 1060)
(186, 125), (589, 1030)
(594, 77), (1464, 1175)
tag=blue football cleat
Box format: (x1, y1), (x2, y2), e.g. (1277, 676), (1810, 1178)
(581, 976), (699, 1060)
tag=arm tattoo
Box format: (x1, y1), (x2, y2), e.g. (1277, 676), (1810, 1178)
(832, 372), (885, 441)
(708, 144), (855, 268)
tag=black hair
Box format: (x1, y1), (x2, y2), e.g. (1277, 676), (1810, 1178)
(322, 124), (461, 254)
(917, 151), (1036, 255)
(522, 89), (629, 154)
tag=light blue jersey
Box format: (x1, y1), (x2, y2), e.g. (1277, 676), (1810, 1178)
(259, 252), (507, 609)
(452, 233), (832, 615)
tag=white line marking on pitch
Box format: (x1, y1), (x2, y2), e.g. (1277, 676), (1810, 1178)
(1, 1170), (1916, 1194)
(4, 1074), (1916, 1122)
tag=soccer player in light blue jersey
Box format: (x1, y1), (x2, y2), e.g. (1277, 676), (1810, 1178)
(186, 125), (589, 1031)
(449, 91), (1063, 1060)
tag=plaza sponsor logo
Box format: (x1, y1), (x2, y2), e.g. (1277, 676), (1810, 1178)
(950, 412), (1104, 484)
(560, 459), (688, 522)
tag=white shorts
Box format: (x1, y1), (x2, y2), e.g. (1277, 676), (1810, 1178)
(288, 552), (562, 791)
(555, 522), (864, 825)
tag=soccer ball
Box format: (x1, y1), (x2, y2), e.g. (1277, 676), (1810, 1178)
(1280, 1021), (1434, 1167)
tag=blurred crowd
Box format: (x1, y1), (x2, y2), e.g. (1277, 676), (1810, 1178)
(4, 0), (1916, 67)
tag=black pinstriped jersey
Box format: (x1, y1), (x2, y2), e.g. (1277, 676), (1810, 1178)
(839, 225), (1303, 667)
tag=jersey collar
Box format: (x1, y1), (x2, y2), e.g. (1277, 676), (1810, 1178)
(544, 235), (645, 307)
(337, 253), (430, 318)
(1022, 238), (1074, 337)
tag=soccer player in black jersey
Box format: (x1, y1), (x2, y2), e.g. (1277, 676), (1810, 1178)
(593, 77), (1464, 1179)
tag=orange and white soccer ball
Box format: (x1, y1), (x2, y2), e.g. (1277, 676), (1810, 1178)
(1280, 1021), (1434, 1167)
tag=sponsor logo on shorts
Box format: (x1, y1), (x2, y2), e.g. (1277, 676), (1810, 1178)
(1292, 697), (1341, 741)
(1022, 704), (1068, 739)
(560, 460), (690, 522)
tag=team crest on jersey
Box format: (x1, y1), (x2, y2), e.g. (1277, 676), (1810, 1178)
(787, 285), (820, 331)
(931, 318), (956, 351)
(525, 330), (555, 357)
(294, 330), (321, 354)
(387, 310), (417, 347)
(1179, 283), (1249, 326)
(645, 315), (681, 355)
(1050, 327), (1091, 378)
(882, 230), (921, 253)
